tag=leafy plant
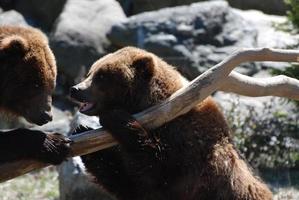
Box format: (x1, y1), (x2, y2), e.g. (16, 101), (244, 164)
(272, 65), (299, 107)
(285, 0), (299, 27)
(225, 98), (299, 169)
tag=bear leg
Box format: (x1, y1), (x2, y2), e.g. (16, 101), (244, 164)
(0, 129), (70, 165)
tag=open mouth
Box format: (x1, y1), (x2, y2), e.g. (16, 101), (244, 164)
(80, 102), (95, 112)
(79, 102), (98, 115)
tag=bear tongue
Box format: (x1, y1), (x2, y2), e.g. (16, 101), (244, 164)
(80, 102), (94, 112)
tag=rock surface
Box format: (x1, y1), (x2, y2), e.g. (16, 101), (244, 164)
(50, 0), (126, 85)
(0, 0), (66, 30)
(117, 0), (203, 15)
(117, 0), (287, 16)
(58, 112), (115, 200)
(109, 1), (299, 79)
(227, 0), (287, 15)
(235, 9), (299, 71)
(15, 0), (66, 30)
(59, 157), (114, 200)
(0, 0), (15, 10)
(109, 1), (258, 79)
(0, 10), (28, 26)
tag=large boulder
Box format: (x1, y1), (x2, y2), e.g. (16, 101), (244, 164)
(109, 1), (299, 79)
(59, 157), (114, 200)
(117, 0), (204, 16)
(50, 0), (126, 86)
(117, 0), (287, 16)
(234, 9), (299, 71)
(0, 0), (14, 10)
(15, 0), (67, 30)
(227, 0), (287, 15)
(0, 10), (28, 26)
(108, 1), (258, 79)
(0, 0), (66, 30)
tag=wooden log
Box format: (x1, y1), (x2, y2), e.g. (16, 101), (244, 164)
(1, 48), (299, 183)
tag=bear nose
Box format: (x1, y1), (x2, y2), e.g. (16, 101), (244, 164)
(70, 86), (80, 98)
(37, 111), (53, 125)
(43, 112), (53, 122)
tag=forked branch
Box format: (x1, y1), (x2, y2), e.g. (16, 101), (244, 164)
(222, 71), (299, 99)
(1, 48), (299, 182)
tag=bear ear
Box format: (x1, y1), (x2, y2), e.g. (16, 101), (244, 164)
(132, 55), (155, 80)
(0, 35), (29, 58)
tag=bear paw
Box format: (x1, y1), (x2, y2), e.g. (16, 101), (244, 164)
(39, 133), (72, 165)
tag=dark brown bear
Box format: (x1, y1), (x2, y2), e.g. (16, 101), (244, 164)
(0, 26), (69, 165)
(71, 47), (273, 200)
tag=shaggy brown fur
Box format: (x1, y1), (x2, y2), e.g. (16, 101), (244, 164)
(0, 26), (69, 165)
(71, 47), (273, 200)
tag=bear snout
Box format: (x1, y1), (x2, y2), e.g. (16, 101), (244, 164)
(35, 111), (53, 126)
(69, 84), (93, 103)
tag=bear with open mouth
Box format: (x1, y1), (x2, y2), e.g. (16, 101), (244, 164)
(71, 46), (272, 200)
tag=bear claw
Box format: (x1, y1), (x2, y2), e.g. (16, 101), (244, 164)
(39, 133), (72, 165)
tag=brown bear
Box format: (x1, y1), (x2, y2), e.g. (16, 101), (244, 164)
(70, 47), (273, 200)
(0, 26), (70, 165)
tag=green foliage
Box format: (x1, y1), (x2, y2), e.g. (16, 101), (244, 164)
(272, 64), (299, 78)
(285, 0), (299, 27)
(225, 99), (299, 169)
(272, 65), (299, 106)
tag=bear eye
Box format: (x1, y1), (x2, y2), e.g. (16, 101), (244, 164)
(96, 74), (105, 81)
(33, 81), (43, 89)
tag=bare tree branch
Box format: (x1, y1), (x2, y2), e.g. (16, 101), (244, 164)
(1, 48), (299, 182)
(221, 71), (299, 100)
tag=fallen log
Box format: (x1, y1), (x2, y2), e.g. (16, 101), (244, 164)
(1, 48), (299, 182)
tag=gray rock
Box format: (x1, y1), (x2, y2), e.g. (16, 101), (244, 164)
(69, 112), (101, 131)
(0, 0), (66, 30)
(15, 0), (67, 30)
(0, 10), (28, 26)
(234, 9), (299, 72)
(227, 0), (287, 15)
(0, 106), (72, 134)
(118, 0), (287, 16)
(214, 90), (298, 122)
(0, 0), (14, 10)
(50, 0), (126, 85)
(108, 1), (258, 79)
(117, 0), (205, 15)
(58, 112), (115, 200)
(59, 157), (114, 200)
(235, 9), (299, 49)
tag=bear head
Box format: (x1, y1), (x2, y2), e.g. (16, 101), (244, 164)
(0, 26), (57, 126)
(70, 47), (184, 116)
